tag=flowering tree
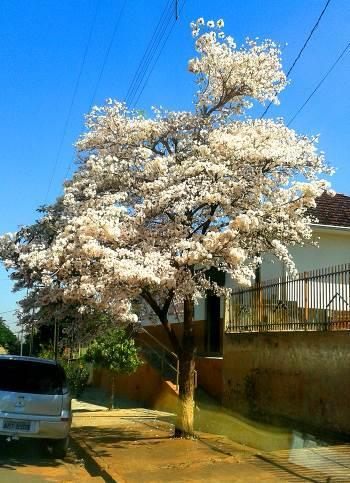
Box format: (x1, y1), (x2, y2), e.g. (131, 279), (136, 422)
(0, 18), (332, 436)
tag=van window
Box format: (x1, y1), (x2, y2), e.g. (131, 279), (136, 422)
(0, 359), (65, 395)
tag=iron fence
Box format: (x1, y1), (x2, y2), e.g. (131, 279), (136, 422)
(225, 263), (350, 333)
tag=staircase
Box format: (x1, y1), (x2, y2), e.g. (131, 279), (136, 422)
(134, 326), (180, 388)
(133, 326), (197, 390)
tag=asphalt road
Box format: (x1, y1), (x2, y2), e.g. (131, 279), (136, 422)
(0, 438), (96, 482)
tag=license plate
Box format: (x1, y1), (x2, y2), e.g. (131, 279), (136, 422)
(3, 420), (31, 432)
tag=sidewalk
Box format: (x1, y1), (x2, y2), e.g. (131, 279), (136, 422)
(70, 399), (350, 482)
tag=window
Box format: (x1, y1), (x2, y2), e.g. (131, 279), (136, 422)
(0, 360), (65, 395)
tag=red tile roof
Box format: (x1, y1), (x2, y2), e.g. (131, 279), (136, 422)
(309, 193), (350, 228)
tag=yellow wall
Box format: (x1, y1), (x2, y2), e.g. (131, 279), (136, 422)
(92, 363), (179, 413)
(223, 330), (350, 435)
(196, 356), (223, 401)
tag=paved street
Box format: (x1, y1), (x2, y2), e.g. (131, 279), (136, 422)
(0, 438), (102, 482)
(2, 398), (350, 482)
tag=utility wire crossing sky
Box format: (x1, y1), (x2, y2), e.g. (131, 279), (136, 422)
(0, 0), (349, 329)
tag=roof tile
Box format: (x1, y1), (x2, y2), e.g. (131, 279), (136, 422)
(309, 193), (350, 227)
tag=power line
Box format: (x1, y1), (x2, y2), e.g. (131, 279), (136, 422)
(88, 0), (127, 109)
(125, 0), (174, 107)
(132, 0), (187, 107)
(62, 0), (127, 182)
(132, 6), (184, 108)
(261, 0), (332, 119)
(44, 0), (100, 203)
(287, 40), (350, 127)
(125, 0), (173, 105)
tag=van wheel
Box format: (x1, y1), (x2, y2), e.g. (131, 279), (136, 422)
(49, 437), (69, 458)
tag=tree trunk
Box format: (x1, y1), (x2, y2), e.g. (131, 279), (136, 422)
(110, 373), (116, 410)
(175, 297), (196, 438)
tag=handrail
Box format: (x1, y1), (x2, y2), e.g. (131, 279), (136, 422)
(136, 326), (178, 358)
(232, 262), (350, 295)
(139, 337), (179, 373)
(135, 325), (197, 389)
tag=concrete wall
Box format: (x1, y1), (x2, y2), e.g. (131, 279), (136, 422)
(223, 331), (350, 435)
(138, 323), (224, 401)
(92, 363), (179, 413)
(195, 356), (223, 402)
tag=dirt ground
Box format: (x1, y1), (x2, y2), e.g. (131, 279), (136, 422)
(0, 437), (103, 482)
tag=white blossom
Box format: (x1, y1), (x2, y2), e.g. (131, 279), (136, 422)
(0, 17), (332, 321)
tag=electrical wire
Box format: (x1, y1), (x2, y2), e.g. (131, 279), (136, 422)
(125, 0), (174, 107)
(43, 0), (100, 203)
(261, 0), (332, 119)
(62, 0), (127, 182)
(287, 40), (350, 127)
(132, 11), (180, 107)
(88, 0), (127, 108)
(129, 0), (186, 108)
(125, 0), (173, 105)
(65, 0), (174, 180)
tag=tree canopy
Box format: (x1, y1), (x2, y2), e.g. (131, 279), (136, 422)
(84, 327), (141, 409)
(0, 17), (332, 435)
(0, 317), (18, 354)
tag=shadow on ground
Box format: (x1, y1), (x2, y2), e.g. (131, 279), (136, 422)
(0, 439), (64, 469)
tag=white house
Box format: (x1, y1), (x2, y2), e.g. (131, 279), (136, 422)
(261, 193), (350, 280)
(195, 193), (350, 352)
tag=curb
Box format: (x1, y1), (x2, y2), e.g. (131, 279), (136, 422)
(70, 433), (123, 483)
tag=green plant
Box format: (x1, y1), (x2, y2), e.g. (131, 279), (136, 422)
(38, 348), (55, 360)
(38, 349), (90, 397)
(0, 317), (19, 354)
(62, 360), (90, 398)
(84, 327), (141, 409)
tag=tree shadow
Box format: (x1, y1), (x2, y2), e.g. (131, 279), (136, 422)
(73, 425), (174, 458)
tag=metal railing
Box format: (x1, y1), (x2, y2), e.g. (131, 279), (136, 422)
(225, 263), (350, 333)
(135, 326), (180, 388)
(134, 326), (197, 390)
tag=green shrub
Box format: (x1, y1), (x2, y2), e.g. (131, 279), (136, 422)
(84, 327), (141, 409)
(38, 348), (55, 360)
(62, 360), (90, 398)
(38, 349), (90, 397)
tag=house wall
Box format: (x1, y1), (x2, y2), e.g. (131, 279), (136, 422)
(221, 227), (350, 289)
(222, 330), (350, 435)
(261, 227), (350, 281)
(162, 227), (350, 324)
(194, 290), (224, 321)
(195, 356), (223, 401)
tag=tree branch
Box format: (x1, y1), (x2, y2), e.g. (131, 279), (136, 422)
(141, 289), (181, 354)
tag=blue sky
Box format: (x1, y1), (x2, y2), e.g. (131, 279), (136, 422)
(1, 0), (349, 331)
